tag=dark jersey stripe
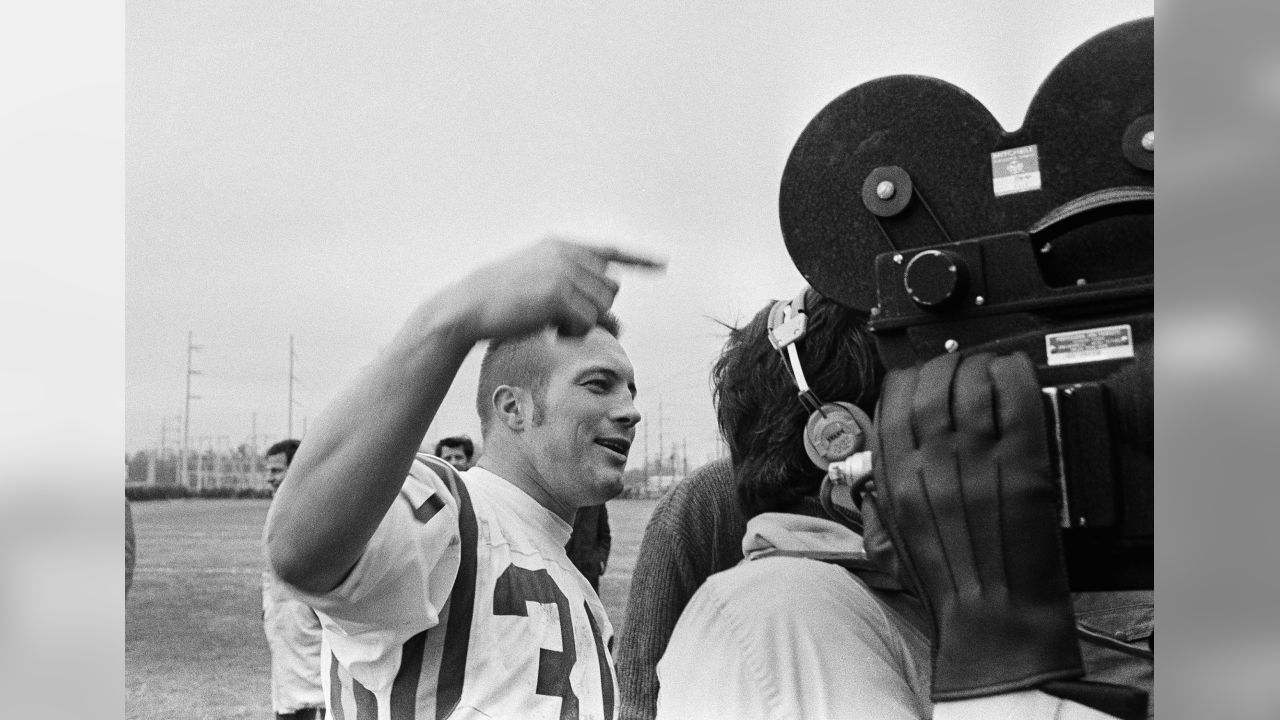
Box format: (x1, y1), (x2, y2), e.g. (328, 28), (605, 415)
(417, 456), (478, 720)
(390, 629), (428, 720)
(353, 675), (377, 719)
(329, 652), (346, 720)
(584, 601), (615, 719)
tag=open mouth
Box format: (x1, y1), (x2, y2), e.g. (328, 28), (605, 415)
(594, 437), (631, 458)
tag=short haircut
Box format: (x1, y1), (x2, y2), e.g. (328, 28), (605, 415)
(434, 435), (475, 460)
(712, 296), (881, 518)
(474, 313), (622, 435)
(265, 438), (301, 465)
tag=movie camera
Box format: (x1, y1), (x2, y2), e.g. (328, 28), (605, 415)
(778, 18), (1153, 590)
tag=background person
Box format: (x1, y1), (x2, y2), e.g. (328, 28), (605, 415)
(565, 503), (612, 592)
(261, 438), (326, 720)
(654, 294), (1150, 719)
(266, 239), (661, 719)
(264, 439), (299, 491)
(434, 434), (475, 471)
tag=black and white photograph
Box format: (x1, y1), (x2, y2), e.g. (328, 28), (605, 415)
(8, 1), (1280, 719)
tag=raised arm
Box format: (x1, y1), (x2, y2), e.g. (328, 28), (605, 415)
(266, 238), (662, 594)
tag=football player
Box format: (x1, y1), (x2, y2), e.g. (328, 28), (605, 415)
(266, 238), (661, 719)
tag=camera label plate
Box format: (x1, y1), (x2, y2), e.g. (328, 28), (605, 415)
(1045, 324), (1134, 366)
(991, 144), (1042, 197)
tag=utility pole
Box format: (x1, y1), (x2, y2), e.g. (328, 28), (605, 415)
(250, 412), (258, 457)
(642, 414), (650, 479)
(180, 331), (202, 489)
(683, 437), (688, 477)
(288, 335), (297, 439)
(657, 396), (664, 476)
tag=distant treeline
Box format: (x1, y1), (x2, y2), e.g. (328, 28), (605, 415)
(126, 483), (274, 502)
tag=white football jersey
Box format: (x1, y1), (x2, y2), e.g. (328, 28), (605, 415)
(289, 454), (617, 720)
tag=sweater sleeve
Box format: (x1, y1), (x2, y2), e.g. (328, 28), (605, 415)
(615, 459), (740, 720)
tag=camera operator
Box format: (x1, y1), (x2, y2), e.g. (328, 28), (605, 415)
(654, 291), (1152, 719)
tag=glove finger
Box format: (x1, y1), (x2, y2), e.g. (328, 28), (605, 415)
(911, 352), (963, 445)
(989, 352), (1055, 521)
(914, 356), (979, 587)
(861, 487), (907, 585)
(870, 394), (944, 603)
(943, 352), (1000, 585)
(877, 364), (923, 454)
(989, 352), (1050, 461)
(953, 352), (997, 438)
(987, 353), (1066, 597)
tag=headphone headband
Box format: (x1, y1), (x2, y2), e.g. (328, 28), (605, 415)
(768, 287), (828, 412)
(767, 287), (817, 351)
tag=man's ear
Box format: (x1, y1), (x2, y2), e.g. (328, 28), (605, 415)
(492, 385), (526, 431)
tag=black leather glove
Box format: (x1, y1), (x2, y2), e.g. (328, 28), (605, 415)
(865, 351), (1083, 701)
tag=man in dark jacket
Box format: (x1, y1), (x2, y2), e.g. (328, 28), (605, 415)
(566, 503), (611, 591)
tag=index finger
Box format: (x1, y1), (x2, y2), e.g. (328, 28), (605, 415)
(578, 242), (668, 271)
(988, 352), (1044, 436)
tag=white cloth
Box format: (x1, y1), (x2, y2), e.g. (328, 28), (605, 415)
(282, 455), (618, 720)
(657, 512), (931, 720)
(656, 512), (1120, 720)
(262, 569), (325, 713)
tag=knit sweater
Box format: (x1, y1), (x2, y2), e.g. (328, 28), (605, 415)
(614, 458), (747, 720)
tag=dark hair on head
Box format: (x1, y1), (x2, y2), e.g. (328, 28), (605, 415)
(475, 312), (622, 435)
(712, 295), (881, 519)
(265, 438), (301, 465)
(434, 435), (475, 460)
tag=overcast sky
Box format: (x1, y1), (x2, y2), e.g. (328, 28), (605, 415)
(126, 2), (1155, 467)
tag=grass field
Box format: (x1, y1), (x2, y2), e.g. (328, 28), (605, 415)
(125, 497), (660, 720)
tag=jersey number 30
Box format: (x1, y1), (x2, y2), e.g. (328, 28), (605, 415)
(494, 566), (614, 720)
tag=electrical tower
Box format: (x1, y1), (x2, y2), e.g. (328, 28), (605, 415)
(180, 331), (202, 488)
(159, 414), (181, 456)
(288, 335), (302, 439)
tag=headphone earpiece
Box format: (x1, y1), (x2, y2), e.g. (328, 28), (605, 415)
(770, 286), (873, 471)
(803, 401), (873, 469)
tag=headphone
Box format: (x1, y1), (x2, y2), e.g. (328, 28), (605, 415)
(766, 287), (875, 471)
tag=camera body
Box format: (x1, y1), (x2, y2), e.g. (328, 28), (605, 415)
(869, 225), (1152, 591)
(779, 19), (1153, 590)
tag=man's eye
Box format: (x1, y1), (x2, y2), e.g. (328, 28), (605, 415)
(583, 379), (609, 392)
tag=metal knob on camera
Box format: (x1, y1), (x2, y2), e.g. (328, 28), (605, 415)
(903, 249), (969, 309)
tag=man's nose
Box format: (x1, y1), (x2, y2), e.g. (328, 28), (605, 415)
(613, 396), (641, 429)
